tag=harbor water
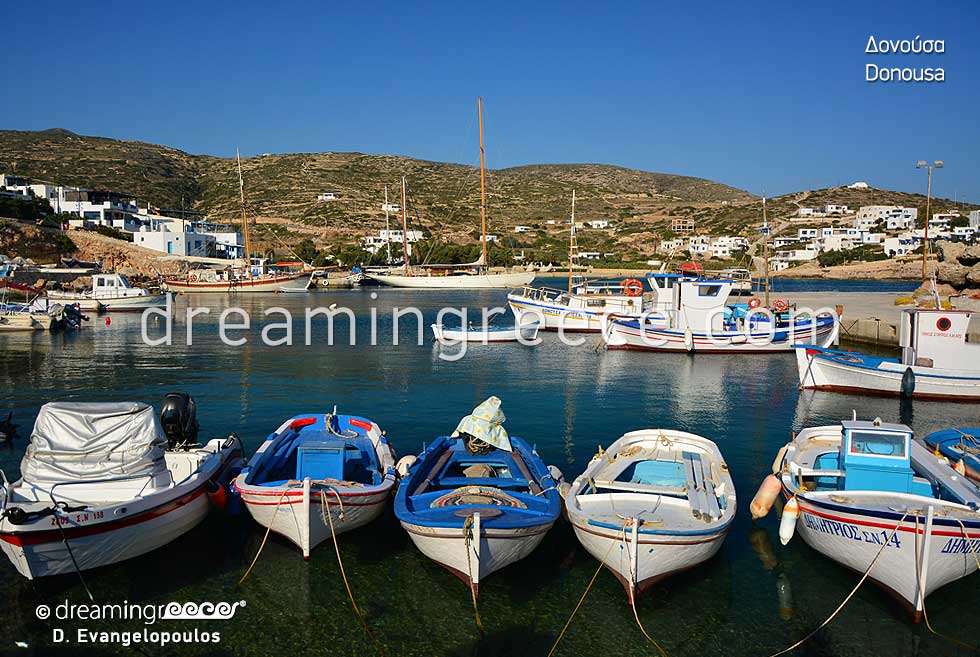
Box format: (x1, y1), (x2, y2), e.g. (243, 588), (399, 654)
(0, 282), (976, 657)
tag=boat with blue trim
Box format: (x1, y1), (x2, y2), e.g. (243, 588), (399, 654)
(795, 308), (980, 400)
(605, 272), (839, 352)
(924, 428), (980, 482)
(233, 411), (396, 558)
(562, 429), (736, 598)
(758, 417), (980, 620)
(393, 397), (562, 598)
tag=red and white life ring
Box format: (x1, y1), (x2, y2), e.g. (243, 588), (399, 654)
(748, 297), (762, 309)
(621, 278), (643, 297)
(772, 298), (789, 313)
(188, 274), (198, 282)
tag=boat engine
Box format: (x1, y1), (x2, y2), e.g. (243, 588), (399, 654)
(159, 392), (199, 448)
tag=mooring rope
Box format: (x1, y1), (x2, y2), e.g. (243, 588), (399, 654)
(913, 515), (980, 652)
(320, 487), (386, 657)
(238, 487), (290, 586)
(621, 521), (669, 657)
(53, 504), (95, 602)
(462, 515), (485, 634)
(546, 529), (619, 657)
(765, 509), (910, 657)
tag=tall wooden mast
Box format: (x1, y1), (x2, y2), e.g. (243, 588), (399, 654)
(401, 176), (410, 275)
(478, 97), (488, 270)
(762, 192), (770, 305)
(237, 148), (252, 279)
(568, 191), (577, 293)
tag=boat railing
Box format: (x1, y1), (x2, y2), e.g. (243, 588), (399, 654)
(48, 471), (161, 504)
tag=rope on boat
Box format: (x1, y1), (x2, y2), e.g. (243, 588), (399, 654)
(765, 510), (909, 657)
(238, 487), (290, 586)
(53, 504), (94, 602)
(320, 487), (386, 657)
(546, 529), (619, 657)
(462, 515), (485, 634)
(621, 521), (669, 657)
(913, 515), (980, 652)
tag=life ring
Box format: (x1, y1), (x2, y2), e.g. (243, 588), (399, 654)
(188, 274), (198, 282)
(621, 278), (643, 297)
(773, 298), (789, 313)
(748, 297), (762, 309)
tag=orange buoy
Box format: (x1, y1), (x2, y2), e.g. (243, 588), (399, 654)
(773, 298), (789, 313)
(207, 481), (228, 510)
(750, 474), (782, 519)
(621, 278), (643, 297)
(105, 316), (111, 326)
(748, 297), (762, 309)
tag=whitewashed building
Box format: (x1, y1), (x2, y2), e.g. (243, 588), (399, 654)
(970, 210), (980, 228)
(514, 225), (532, 233)
(586, 220), (610, 229)
(361, 229), (424, 256)
(824, 204), (850, 215)
(134, 225), (215, 257)
(317, 192), (341, 201)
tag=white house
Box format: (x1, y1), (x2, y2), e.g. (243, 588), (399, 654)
(586, 220), (610, 229)
(317, 192), (341, 201)
(380, 203), (400, 213)
(514, 225), (532, 233)
(882, 235), (918, 257)
(855, 206), (917, 231)
(659, 238), (687, 253)
(848, 181), (870, 189)
(774, 248), (819, 263)
(952, 226), (977, 241)
(797, 228), (819, 240)
(824, 204), (850, 215)
(361, 229), (424, 256)
(579, 251), (602, 260)
(134, 225), (215, 257)
(969, 210), (980, 229)
(797, 207), (819, 217)
(486, 234), (499, 243)
(930, 212), (958, 230)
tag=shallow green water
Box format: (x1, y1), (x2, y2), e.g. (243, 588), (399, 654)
(0, 288), (977, 657)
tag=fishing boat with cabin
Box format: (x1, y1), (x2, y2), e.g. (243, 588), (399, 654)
(233, 411), (397, 558)
(752, 416), (980, 620)
(562, 429), (736, 598)
(0, 395), (243, 579)
(604, 272), (838, 353)
(366, 99), (535, 290)
(794, 308), (980, 400)
(45, 273), (168, 312)
(393, 397), (562, 598)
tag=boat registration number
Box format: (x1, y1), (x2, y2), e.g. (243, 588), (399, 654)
(802, 512), (901, 548)
(49, 511), (104, 525)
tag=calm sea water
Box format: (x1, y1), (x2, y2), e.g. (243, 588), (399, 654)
(0, 283), (975, 657)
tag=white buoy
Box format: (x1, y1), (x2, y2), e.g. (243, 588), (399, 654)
(779, 497), (799, 545)
(684, 327), (694, 352)
(395, 455), (417, 478)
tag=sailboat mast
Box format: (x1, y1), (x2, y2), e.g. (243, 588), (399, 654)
(237, 149), (253, 279)
(568, 191), (577, 293)
(384, 185), (392, 264)
(401, 176), (410, 275)
(478, 97), (488, 271)
(762, 192), (770, 305)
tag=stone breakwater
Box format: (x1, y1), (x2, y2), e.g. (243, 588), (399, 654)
(935, 240), (980, 297)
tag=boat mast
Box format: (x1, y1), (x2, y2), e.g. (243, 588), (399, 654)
(762, 192), (770, 305)
(237, 148), (253, 279)
(478, 96), (488, 272)
(384, 185), (392, 264)
(568, 191), (577, 293)
(401, 176), (410, 275)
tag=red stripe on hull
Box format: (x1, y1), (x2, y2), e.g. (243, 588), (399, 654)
(801, 383), (980, 402)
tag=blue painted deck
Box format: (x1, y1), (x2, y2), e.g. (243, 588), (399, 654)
(924, 428), (980, 475)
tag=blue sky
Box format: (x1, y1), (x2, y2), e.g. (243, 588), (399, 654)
(4, 0), (978, 200)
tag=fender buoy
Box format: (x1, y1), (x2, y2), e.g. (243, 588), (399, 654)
(773, 298), (789, 313)
(188, 274), (198, 282)
(683, 327), (694, 352)
(901, 367), (916, 398)
(621, 278), (643, 297)
(207, 481), (228, 510)
(748, 297), (762, 309)
(779, 496), (799, 545)
(105, 316), (111, 326)
(750, 474), (782, 519)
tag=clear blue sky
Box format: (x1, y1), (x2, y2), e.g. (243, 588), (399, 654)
(5, 0), (979, 200)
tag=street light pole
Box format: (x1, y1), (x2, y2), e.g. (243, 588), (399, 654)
(916, 160), (943, 284)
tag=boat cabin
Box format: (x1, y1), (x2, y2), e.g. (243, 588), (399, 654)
(646, 272), (734, 330)
(900, 308), (978, 370)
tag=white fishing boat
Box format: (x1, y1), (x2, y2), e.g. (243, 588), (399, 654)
(234, 411), (397, 558)
(393, 398), (562, 598)
(795, 308), (980, 400)
(753, 417), (980, 620)
(45, 273), (168, 312)
(0, 267), (53, 331)
(508, 192), (648, 331)
(431, 321), (540, 343)
(563, 429), (736, 598)
(604, 272), (839, 353)
(366, 99), (535, 290)
(0, 397), (244, 579)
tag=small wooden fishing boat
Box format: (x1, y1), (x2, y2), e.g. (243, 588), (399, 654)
(753, 417), (980, 620)
(795, 308), (980, 400)
(563, 429), (736, 598)
(0, 397), (243, 579)
(431, 321), (540, 343)
(393, 397), (562, 598)
(234, 411), (397, 558)
(924, 428), (980, 481)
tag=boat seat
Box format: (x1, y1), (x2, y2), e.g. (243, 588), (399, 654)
(296, 440), (347, 481)
(436, 476), (530, 490)
(682, 451), (721, 520)
(592, 479), (688, 497)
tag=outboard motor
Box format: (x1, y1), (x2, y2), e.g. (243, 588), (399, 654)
(159, 392), (199, 448)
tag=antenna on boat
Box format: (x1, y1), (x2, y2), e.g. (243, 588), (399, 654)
(237, 148), (253, 279)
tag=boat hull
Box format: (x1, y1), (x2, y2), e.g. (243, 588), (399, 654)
(164, 273), (309, 293)
(400, 519), (554, 594)
(785, 491), (980, 618)
(236, 480), (394, 558)
(369, 271), (535, 289)
(47, 293), (169, 312)
(795, 346), (980, 401)
(431, 323), (540, 343)
(0, 313), (52, 331)
(607, 318), (838, 353)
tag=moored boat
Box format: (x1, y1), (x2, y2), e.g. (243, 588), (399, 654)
(46, 273), (168, 312)
(393, 397), (562, 598)
(756, 417), (980, 620)
(233, 411), (396, 558)
(795, 308), (980, 400)
(563, 429), (736, 598)
(431, 321), (540, 343)
(0, 396), (244, 579)
(924, 428), (980, 481)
